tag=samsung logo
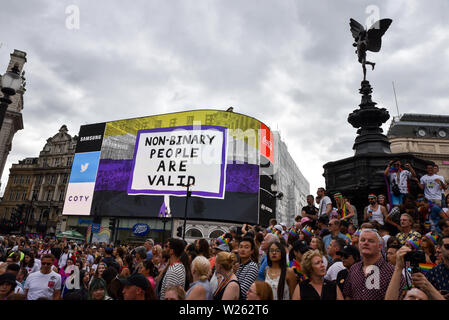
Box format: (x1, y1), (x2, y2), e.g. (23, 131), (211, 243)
(80, 135), (102, 142)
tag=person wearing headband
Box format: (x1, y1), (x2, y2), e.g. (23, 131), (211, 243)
(334, 193), (355, 222)
(364, 194), (388, 226)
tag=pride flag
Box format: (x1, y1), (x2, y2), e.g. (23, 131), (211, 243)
(418, 263), (436, 273)
(289, 259), (307, 282)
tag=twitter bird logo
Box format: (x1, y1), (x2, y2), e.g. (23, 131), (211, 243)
(80, 163), (89, 173)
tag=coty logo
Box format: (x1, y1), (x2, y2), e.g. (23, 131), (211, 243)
(80, 163), (89, 172)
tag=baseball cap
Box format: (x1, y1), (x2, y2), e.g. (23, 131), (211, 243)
(216, 244), (230, 252)
(119, 273), (149, 291)
(273, 225), (283, 232)
(300, 217), (311, 225)
(337, 245), (360, 260)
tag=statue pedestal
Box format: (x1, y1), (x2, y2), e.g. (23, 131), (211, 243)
(323, 80), (429, 221)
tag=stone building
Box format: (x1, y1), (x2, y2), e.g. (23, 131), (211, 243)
(272, 131), (309, 227)
(387, 113), (449, 181)
(0, 50), (27, 185)
(0, 125), (77, 235)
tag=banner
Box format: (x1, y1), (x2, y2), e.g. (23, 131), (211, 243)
(128, 125), (227, 199)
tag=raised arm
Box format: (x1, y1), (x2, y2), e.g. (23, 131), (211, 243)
(385, 246), (410, 300)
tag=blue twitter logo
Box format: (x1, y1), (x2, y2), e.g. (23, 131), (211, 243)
(69, 152), (101, 183)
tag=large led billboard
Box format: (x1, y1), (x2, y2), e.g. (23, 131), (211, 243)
(62, 110), (275, 224)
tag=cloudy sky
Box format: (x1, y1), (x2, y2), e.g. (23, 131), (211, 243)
(0, 0), (448, 196)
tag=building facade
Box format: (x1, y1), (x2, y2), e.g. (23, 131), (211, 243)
(0, 125), (77, 235)
(0, 50), (27, 185)
(272, 131), (309, 227)
(387, 113), (449, 182)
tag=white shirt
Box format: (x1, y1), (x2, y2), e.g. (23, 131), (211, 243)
(420, 174), (445, 200)
(318, 196), (332, 217)
(389, 170), (412, 194)
(24, 270), (61, 300)
(324, 261), (345, 281)
(58, 253), (68, 269)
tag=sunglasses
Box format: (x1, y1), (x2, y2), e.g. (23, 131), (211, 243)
(443, 244), (449, 250)
(41, 262), (53, 266)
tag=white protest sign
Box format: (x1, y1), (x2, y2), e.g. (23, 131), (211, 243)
(127, 125), (227, 199)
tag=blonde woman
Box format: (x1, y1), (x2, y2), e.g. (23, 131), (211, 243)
(213, 252), (240, 300)
(186, 256), (213, 300)
(292, 250), (343, 300)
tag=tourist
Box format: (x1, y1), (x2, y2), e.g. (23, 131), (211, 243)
(396, 214), (422, 245)
(425, 235), (449, 298)
(246, 281), (274, 300)
(121, 273), (156, 300)
(186, 256), (213, 300)
(235, 237), (259, 300)
(264, 241), (296, 300)
(418, 163), (446, 207)
(325, 238), (346, 280)
(289, 240), (309, 284)
(334, 192), (355, 222)
(24, 254), (61, 300)
(323, 219), (351, 250)
(292, 250), (343, 300)
(88, 277), (113, 300)
(343, 229), (403, 300)
(159, 238), (186, 300)
(385, 245), (445, 300)
(0, 273), (17, 300)
(364, 194), (388, 226)
(317, 187), (332, 218)
(213, 252), (240, 300)
(301, 195), (319, 227)
(257, 233), (279, 280)
(335, 245), (360, 295)
(384, 159), (418, 206)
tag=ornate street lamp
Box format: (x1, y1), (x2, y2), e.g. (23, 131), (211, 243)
(0, 64), (23, 130)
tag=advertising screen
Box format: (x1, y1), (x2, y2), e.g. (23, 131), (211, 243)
(62, 110), (274, 224)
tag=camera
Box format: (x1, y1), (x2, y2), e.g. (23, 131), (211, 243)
(404, 250), (426, 273)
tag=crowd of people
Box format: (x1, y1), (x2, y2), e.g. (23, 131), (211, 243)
(0, 159), (448, 301)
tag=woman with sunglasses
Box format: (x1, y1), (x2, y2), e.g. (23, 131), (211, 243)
(264, 242), (296, 300)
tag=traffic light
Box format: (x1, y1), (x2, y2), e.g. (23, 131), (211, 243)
(109, 218), (116, 230)
(176, 226), (183, 237)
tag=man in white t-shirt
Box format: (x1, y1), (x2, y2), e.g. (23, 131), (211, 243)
(24, 254), (61, 300)
(317, 187), (332, 218)
(384, 159), (418, 206)
(419, 164), (447, 207)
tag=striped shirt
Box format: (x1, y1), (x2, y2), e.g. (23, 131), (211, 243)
(236, 261), (259, 300)
(160, 262), (185, 300)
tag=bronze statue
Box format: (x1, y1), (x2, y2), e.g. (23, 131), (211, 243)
(350, 18), (392, 81)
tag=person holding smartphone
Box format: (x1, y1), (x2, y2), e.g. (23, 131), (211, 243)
(385, 245), (445, 300)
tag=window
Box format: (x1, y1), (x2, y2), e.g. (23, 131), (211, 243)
(46, 191), (54, 201)
(25, 176), (30, 184)
(55, 158), (60, 166)
(59, 191), (65, 201)
(62, 174), (68, 184)
(185, 228), (203, 238)
(67, 157), (73, 166)
(13, 176), (18, 184)
(9, 192), (14, 201)
(209, 230), (225, 239)
(50, 175), (56, 185)
(42, 158), (47, 166)
(32, 189), (39, 200)
(21, 191), (27, 201)
(15, 192), (21, 201)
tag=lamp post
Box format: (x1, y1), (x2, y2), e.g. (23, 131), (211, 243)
(0, 64), (22, 130)
(181, 183), (193, 240)
(160, 209), (171, 244)
(270, 180), (284, 222)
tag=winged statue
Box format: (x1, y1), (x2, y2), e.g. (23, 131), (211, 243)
(350, 18), (392, 81)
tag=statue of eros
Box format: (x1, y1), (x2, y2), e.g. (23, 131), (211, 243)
(350, 18), (392, 81)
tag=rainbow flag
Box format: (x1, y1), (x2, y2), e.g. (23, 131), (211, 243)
(407, 239), (420, 250)
(217, 235), (230, 245)
(302, 226), (313, 237)
(289, 259), (307, 282)
(418, 263), (436, 273)
(288, 228), (298, 237)
(424, 233), (438, 245)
